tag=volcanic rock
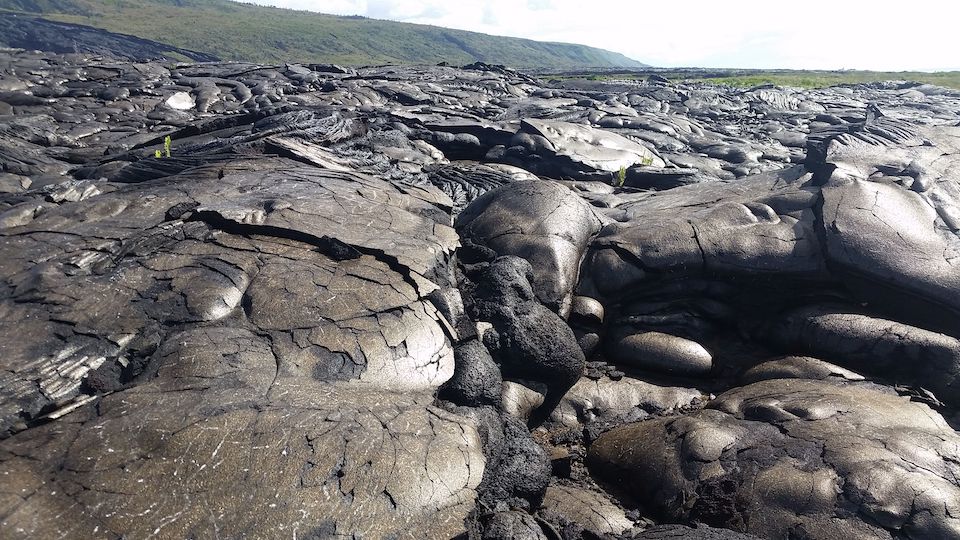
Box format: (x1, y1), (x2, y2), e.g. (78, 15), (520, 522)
(457, 179), (603, 315)
(504, 118), (665, 179)
(1, 47), (960, 540)
(539, 484), (633, 536)
(588, 379), (960, 538)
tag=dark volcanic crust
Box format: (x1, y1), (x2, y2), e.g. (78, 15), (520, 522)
(0, 13), (219, 62)
(0, 49), (959, 539)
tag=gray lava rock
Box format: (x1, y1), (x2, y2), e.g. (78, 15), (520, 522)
(540, 484), (633, 536)
(457, 179), (602, 316)
(0, 158), (478, 537)
(483, 511), (547, 540)
(427, 162), (534, 213)
(551, 375), (701, 428)
(768, 306), (960, 406)
(633, 524), (762, 539)
(439, 339), (503, 407)
(741, 356), (865, 383)
(588, 379), (960, 539)
(469, 256), (586, 419)
(606, 330), (714, 376)
(476, 414), (552, 510)
(504, 118), (665, 179)
(812, 117), (960, 332)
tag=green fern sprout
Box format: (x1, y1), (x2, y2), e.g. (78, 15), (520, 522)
(154, 150), (162, 158)
(163, 136), (172, 158)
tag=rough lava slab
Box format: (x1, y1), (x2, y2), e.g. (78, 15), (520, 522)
(588, 379), (960, 539)
(0, 157), (481, 537)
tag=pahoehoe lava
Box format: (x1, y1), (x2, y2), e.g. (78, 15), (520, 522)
(1, 48), (959, 539)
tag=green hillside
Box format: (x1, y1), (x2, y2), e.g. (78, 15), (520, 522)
(0, 0), (647, 68)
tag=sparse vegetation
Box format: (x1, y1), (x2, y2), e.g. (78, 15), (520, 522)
(151, 135), (172, 158)
(691, 71), (960, 90)
(615, 165), (626, 187)
(551, 69), (960, 91)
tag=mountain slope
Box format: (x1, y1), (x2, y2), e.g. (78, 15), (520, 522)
(0, 0), (647, 68)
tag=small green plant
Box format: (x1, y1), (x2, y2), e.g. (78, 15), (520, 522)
(150, 136), (173, 159)
(615, 165), (627, 187)
(641, 155), (654, 166)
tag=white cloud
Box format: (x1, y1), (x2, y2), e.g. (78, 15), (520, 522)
(238, 0), (960, 70)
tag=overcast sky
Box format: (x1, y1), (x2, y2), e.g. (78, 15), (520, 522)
(240, 1), (957, 71)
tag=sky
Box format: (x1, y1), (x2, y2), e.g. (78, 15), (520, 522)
(239, 0), (957, 71)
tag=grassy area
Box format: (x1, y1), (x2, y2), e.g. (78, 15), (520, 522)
(0, 0), (646, 68)
(546, 68), (960, 90)
(691, 71), (960, 90)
